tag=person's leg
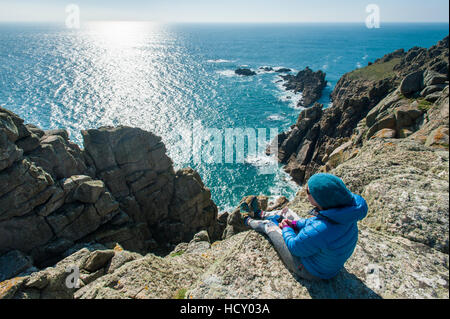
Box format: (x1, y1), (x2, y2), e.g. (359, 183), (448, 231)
(246, 219), (321, 281)
(261, 207), (301, 221)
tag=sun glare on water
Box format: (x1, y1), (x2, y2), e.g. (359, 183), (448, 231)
(50, 21), (189, 144)
(86, 21), (158, 48)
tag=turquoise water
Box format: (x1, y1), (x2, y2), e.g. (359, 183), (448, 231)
(0, 22), (448, 211)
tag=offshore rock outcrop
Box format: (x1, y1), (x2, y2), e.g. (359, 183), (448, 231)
(280, 67), (327, 107)
(235, 68), (256, 76)
(0, 107), (219, 278)
(271, 36), (449, 185)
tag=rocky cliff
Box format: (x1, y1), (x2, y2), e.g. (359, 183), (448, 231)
(0, 109), (220, 276)
(271, 36), (448, 185)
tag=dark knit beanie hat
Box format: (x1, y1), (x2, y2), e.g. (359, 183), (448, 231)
(307, 173), (354, 209)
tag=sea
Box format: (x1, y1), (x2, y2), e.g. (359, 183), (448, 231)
(0, 22), (448, 212)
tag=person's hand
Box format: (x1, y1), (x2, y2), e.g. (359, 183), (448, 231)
(279, 219), (292, 229)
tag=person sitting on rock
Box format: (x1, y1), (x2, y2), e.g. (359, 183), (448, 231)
(241, 173), (368, 281)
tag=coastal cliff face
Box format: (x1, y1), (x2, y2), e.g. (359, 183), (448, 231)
(272, 36), (449, 185)
(1, 37), (449, 299)
(0, 110), (219, 275)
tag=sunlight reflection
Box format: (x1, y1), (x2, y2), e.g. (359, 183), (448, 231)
(86, 21), (160, 48)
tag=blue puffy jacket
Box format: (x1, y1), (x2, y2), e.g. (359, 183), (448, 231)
(282, 194), (368, 279)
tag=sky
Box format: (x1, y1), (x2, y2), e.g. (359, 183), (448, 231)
(0, 0), (449, 23)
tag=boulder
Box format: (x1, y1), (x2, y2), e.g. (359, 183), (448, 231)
(394, 106), (423, 130)
(425, 126), (449, 148)
(267, 196), (289, 211)
(73, 180), (105, 204)
(372, 128), (397, 139)
(0, 159), (55, 221)
(82, 250), (115, 272)
(366, 114), (397, 140)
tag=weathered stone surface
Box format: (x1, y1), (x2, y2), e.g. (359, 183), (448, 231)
(400, 71), (424, 96)
(0, 159), (55, 221)
(82, 250), (115, 272)
(0, 213), (54, 256)
(15, 133), (40, 154)
(73, 180), (105, 204)
(420, 84), (447, 97)
(0, 109), (24, 171)
(425, 126), (449, 148)
(1, 108), (220, 279)
(27, 133), (88, 180)
(2, 178), (448, 299)
(424, 91), (442, 103)
(372, 128), (397, 139)
(423, 69), (448, 86)
(164, 168), (218, 244)
(412, 86), (449, 144)
(267, 196), (289, 212)
(331, 138), (448, 253)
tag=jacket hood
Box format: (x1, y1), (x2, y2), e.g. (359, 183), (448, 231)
(319, 194), (368, 224)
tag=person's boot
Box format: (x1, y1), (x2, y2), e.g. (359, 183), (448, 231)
(240, 196), (263, 218)
(249, 196), (263, 219)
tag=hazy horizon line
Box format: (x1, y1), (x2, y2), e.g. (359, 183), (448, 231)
(0, 20), (449, 24)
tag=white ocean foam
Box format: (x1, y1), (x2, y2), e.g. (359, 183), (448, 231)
(356, 62), (362, 68)
(216, 69), (236, 77)
(245, 153), (282, 176)
(362, 54), (369, 60)
(54, 83), (66, 98)
(267, 167), (300, 202)
(274, 66), (292, 72)
(245, 154), (276, 167)
(267, 114), (284, 121)
(207, 59), (235, 63)
(256, 69), (274, 75)
(273, 77), (304, 109)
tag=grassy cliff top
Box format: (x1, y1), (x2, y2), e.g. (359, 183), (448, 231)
(346, 58), (401, 81)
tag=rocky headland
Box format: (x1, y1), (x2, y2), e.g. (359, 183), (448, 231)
(1, 36), (449, 299)
(280, 66), (328, 107)
(270, 36), (449, 185)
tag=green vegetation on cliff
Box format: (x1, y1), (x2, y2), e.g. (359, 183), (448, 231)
(347, 58), (401, 81)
